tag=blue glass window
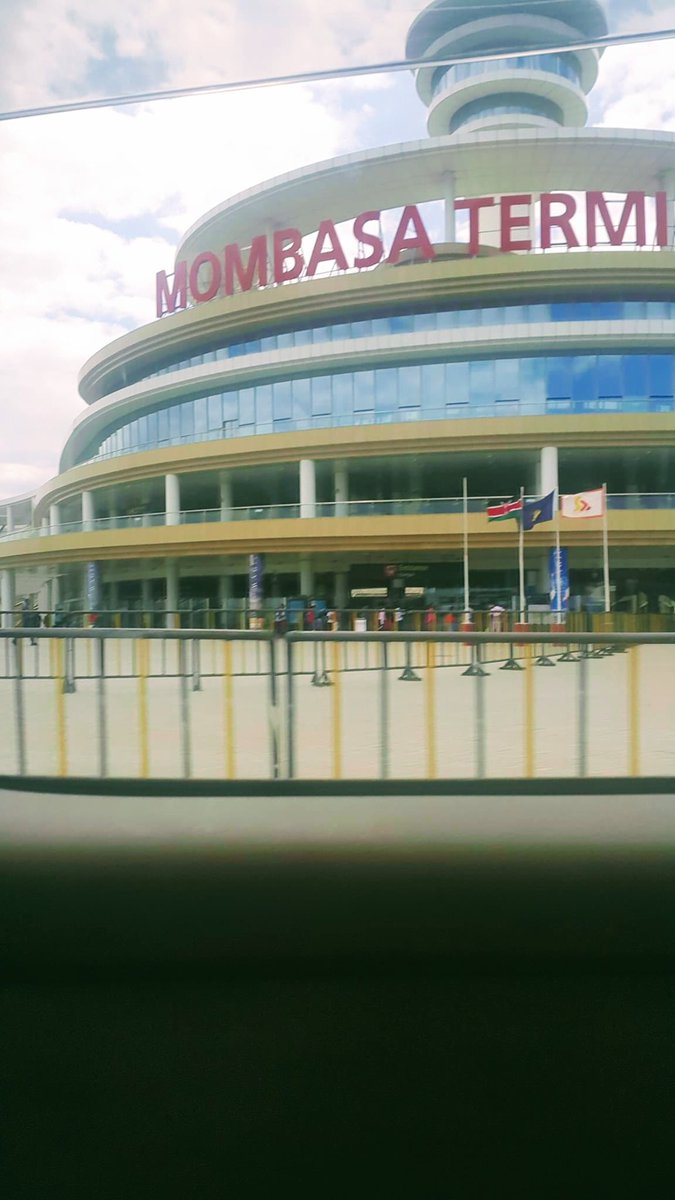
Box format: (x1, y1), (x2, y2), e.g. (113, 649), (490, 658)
(256, 384), (273, 426)
(274, 380), (292, 420)
(354, 370), (375, 411)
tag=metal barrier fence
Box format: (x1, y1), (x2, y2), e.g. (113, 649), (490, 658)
(1, 628), (673, 784)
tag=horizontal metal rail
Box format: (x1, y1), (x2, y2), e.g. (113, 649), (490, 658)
(0, 627), (671, 785)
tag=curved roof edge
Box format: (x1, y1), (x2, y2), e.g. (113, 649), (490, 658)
(177, 127), (675, 262)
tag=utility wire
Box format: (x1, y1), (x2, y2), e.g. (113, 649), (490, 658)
(1, 25), (674, 123)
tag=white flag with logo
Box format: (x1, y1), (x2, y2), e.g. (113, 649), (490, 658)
(560, 489), (605, 519)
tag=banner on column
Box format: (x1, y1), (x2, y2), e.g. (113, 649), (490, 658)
(248, 554), (265, 628)
(549, 547), (569, 613)
(86, 561), (101, 612)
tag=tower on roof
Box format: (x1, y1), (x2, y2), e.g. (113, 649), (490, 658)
(406, 0), (608, 138)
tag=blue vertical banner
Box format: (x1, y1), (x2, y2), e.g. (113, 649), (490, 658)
(549, 547), (569, 613)
(86, 561), (101, 611)
(248, 554), (264, 611)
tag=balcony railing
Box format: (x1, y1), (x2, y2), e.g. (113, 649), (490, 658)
(3, 494), (675, 543)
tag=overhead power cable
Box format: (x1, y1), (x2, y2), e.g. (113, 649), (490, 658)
(1, 25), (674, 123)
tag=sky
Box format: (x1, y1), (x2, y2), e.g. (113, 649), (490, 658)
(1, 0), (674, 500)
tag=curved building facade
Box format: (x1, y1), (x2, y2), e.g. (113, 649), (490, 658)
(3, 0), (675, 624)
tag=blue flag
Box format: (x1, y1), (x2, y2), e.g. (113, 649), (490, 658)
(522, 491), (555, 531)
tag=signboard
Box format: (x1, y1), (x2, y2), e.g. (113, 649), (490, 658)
(248, 554), (264, 611)
(86, 561), (101, 611)
(156, 191), (670, 317)
(549, 547), (570, 614)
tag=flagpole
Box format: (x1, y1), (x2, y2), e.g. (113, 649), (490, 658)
(462, 476), (470, 616)
(519, 485), (525, 624)
(602, 481), (610, 613)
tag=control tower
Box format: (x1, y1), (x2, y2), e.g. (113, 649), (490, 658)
(406, 0), (608, 137)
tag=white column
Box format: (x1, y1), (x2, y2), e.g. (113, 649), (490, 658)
(219, 574), (232, 610)
(141, 577), (153, 612)
(335, 571), (349, 610)
(5, 506), (15, 534)
(1, 569), (15, 627)
(300, 558), (314, 597)
(537, 446), (559, 497)
(299, 459), (316, 519)
(444, 172), (456, 242)
(334, 463), (349, 518)
(165, 560), (179, 628)
(49, 503), (60, 534)
(82, 490), (95, 532)
(219, 471), (233, 520)
(165, 473), (180, 526)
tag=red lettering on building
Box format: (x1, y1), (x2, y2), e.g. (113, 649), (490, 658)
(500, 194), (532, 252)
(274, 229), (304, 283)
(387, 205), (436, 264)
(586, 191), (647, 248)
(224, 235), (268, 296)
(540, 193), (580, 250)
(188, 252), (222, 303)
(154, 191), (672, 316)
(454, 196), (495, 256)
(306, 220), (349, 277)
(156, 261), (187, 318)
(655, 191), (670, 248)
(353, 211), (384, 267)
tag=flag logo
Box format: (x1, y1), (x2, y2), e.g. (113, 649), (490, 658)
(522, 491), (555, 531)
(561, 489), (605, 520)
(487, 499), (522, 523)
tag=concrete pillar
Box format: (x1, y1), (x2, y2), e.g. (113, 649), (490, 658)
(537, 446), (559, 498)
(141, 577), (153, 613)
(5, 506), (15, 534)
(335, 571), (349, 611)
(1, 569), (15, 627)
(444, 173), (456, 242)
(299, 459), (316, 519)
(49, 503), (60, 534)
(40, 517), (48, 537)
(334, 463), (349, 518)
(81, 490), (95, 532)
(165, 560), (179, 628)
(219, 471), (233, 520)
(300, 558), (314, 597)
(165, 474), (180, 526)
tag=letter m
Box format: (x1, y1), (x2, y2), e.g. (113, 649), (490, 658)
(156, 261), (188, 317)
(224, 235), (269, 295)
(586, 192), (647, 248)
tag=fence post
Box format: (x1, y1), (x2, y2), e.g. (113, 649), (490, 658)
(13, 638), (26, 776)
(97, 638), (108, 778)
(63, 637), (76, 694)
(192, 638), (202, 692)
(286, 638), (296, 779)
(268, 637), (280, 780)
(380, 641), (389, 779)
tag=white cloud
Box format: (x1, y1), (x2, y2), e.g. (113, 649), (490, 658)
(1, 0), (675, 499)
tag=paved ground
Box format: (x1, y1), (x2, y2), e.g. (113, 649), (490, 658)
(0, 638), (672, 781)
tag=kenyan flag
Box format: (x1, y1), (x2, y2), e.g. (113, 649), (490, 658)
(487, 499), (522, 523)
